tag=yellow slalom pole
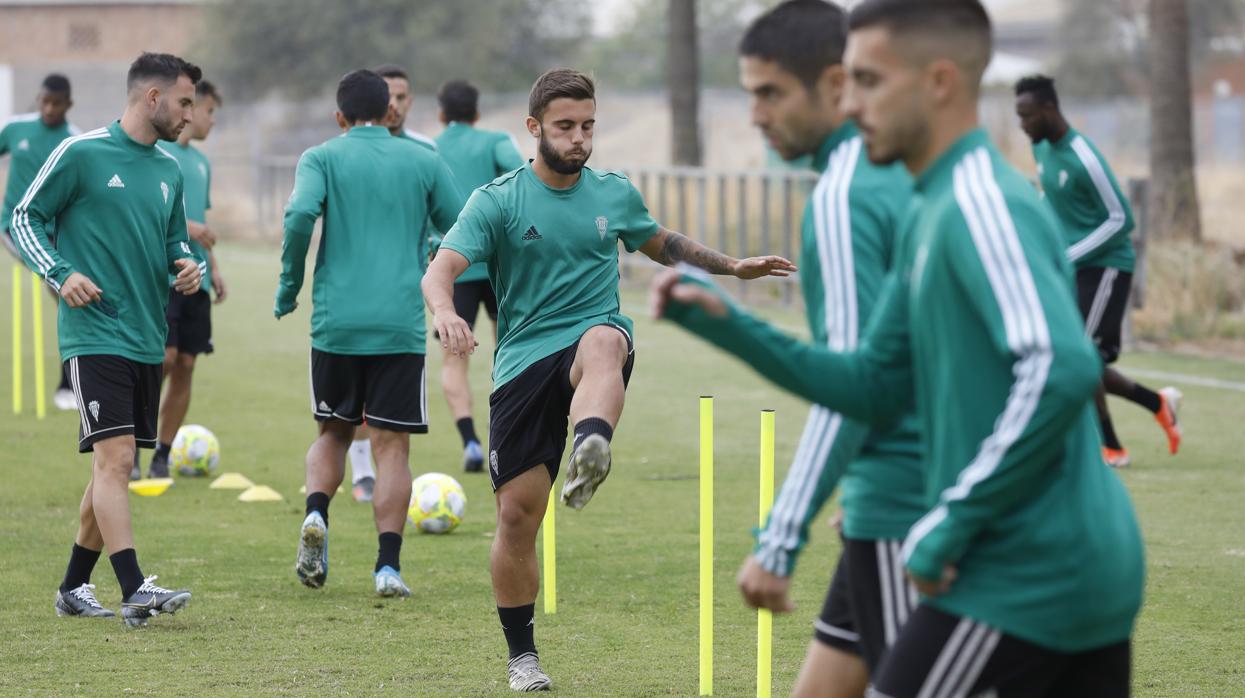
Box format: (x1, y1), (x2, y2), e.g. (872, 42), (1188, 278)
(12, 265), (22, 415)
(757, 410), (776, 698)
(699, 395), (714, 696)
(31, 272), (46, 419)
(543, 487), (557, 614)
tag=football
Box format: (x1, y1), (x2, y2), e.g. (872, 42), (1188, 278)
(408, 472), (467, 534)
(171, 424), (220, 476)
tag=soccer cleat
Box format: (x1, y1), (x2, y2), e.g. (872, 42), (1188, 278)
(295, 511), (329, 588)
(1103, 447), (1131, 469)
(463, 441), (485, 473)
(55, 583), (115, 618)
(120, 576), (190, 628)
(373, 565), (411, 598)
(53, 388), (77, 411)
(148, 456), (170, 479)
(508, 652), (552, 692)
(352, 476), (375, 503)
(560, 433), (612, 510)
(1155, 387), (1183, 455)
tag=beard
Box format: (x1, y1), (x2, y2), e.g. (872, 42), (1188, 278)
(151, 101), (185, 141)
(539, 132), (591, 175)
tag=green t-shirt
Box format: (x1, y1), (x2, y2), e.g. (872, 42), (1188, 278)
(277, 125), (465, 355)
(1, 112), (80, 234)
(439, 163), (659, 388)
(12, 121), (201, 364)
(157, 140), (212, 293)
(434, 122), (525, 283)
(1033, 128), (1135, 272)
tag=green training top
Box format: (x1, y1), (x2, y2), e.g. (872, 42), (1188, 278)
(1033, 128), (1135, 272)
(434, 122), (525, 283)
(754, 122), (927, 578)
(1, 112), (80, 235)
(157, 140), (212, 293)
(668, 130), (1144, 653)
(12, 121), (202, 365)
(439, 163), (659, 388)
(277, 125), (465, 355)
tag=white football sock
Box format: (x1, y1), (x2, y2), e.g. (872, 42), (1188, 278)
(349, 438), (375, 483)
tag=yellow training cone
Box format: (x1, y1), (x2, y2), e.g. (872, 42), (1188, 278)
(129, 478), (174, 497)
(210, 472), (255, 490)
(238, 485), (284, 502)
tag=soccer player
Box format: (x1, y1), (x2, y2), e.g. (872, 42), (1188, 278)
(653, 1), (1145, 695)
(433, 79), (526, 473)
(1015, 74), (1182, 468)
(13, 52), (203, 626)
(1, 73), (81, 411)
(734, 2), (925, 694)
(145, 79), (227, 479)
(275, 69), (464, 598)
(424, 68), (795, 692)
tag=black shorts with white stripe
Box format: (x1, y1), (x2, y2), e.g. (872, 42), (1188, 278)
(66, 355), (161, 453)
(815, 538), (917, 672)
(1076, 266), (1132, 364)
(870, 605), (1131, 698)
(310, 349), (428, 433)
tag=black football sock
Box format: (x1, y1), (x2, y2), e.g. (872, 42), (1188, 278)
(456, 417), (479, 447)
(572, 418), (613, 453)
(498, 603), (538, 659)
(375, 532), (402, 572)
(1123, 383), (1163, 414)
(1100, 417), (1124, 450)
(109, 548), (145, 599)
(151, 442), (171, 465)
(60, 543), (102, 593)
(305, 492), (331, 525)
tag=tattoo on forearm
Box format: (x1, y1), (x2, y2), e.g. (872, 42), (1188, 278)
(656, 231), (736, 274)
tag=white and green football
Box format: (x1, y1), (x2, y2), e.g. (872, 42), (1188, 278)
(408, 473), (466, 534)
(171, 424), (220, 476)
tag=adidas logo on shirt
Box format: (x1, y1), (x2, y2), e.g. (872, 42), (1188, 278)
(107, 174), (125, 189)
(521, 225), (543, 241)
(16, 139), (29, 151)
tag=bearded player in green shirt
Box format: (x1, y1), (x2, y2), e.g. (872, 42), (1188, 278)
(13, 52), (204, 627)
(1, 73), (81, 410)
(424, 69), (795, 691)
(1015, 74), (1182, 469)
(735, 2), (925, 695)
(433, 79), (526, 474)
(654, 1), (1144, 695)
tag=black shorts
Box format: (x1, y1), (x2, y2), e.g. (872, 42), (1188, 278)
(165, 289), (213, 356)
(1076, 266), (1132, 364)
(873, 605), (1131, 698)
(453, 279), (498, 329)
(487, 325), (634, 491)
(815, 539), (916, 672)
(310, 349), (427, 433)
(65, 355), (161, 453)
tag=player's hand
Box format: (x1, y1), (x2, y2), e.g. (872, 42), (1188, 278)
(273, 288), (298, 319)
(172, 258), (201, 294)
(188, 222), (216, 250)
(732, 255), (797, 280)
(60, 272), (103, 308)
(737, 555), (796, 613)
(211, 268), (227, 304)
(434, 310), (478, 356)
(649, 269), (729, 320)
(827, 509), (844, 532)
(907, 564), (957, 597)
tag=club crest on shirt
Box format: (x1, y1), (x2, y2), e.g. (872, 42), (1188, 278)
(160, 181), (170, 204)
(198, 163), (207, 178)
(88, 400), (100, 422)
(595, 216), (608, 240)
(1058, 170), (1069, 188)
(16, 138), (29, 151)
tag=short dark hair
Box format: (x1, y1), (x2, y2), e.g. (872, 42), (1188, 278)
(126, 52), (201, 92)
(1015, 74), (1058, 107)
(372, 65), (409, 82)
(847, 0), (992, 81)
(528, 69), (594, 121)
(196, 79), (222, 106)
(41, 74), (71, 98)
(438, 80), (479, 122)
(336, 69), (390, 123)
(739, 0), (847, 87)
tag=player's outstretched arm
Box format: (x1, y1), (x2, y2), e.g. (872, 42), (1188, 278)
(423, 249), (477, 356)
(638, 226), (797, 279)
(275, 150), (328, 318)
